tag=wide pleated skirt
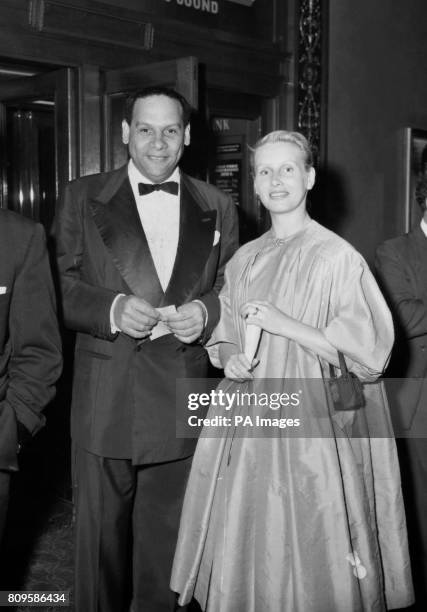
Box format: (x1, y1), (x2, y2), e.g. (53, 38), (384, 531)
(171, 381), (414, 612)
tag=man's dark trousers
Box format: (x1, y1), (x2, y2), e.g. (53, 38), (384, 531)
(73, 446), (193, 612)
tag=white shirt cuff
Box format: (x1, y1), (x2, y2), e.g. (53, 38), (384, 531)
(110, 294), (125, 333)
(192, 299), (208, 330)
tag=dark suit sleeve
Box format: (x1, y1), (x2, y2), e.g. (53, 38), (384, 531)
(1, 224), (62, 437)
(54, 182), (119, 339)
(198, 193), (239, 340)
(375, 241), (427, 338)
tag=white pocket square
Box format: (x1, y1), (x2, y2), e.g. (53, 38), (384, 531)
(0, 287), (7, 295)
(213, 230), (221, 246)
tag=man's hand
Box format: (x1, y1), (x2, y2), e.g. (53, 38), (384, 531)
(113, 295), (160, 339)
(165, 302), (205, 344)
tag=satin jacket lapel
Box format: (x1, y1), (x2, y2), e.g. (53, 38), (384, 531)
(412, 226), (427, 299)
(89, 169), (164, 305)
(163, 175), (217, 306)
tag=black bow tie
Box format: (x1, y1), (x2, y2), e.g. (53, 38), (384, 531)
(138, 181), (179, 196)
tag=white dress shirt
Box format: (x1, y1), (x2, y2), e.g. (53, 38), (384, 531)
(421, 216), (427, 237)
(128, 159), (180, 291)
(110, 161), (207, 333)
(110, 162), (180, 332)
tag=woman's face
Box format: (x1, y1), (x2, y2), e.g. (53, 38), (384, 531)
(253, 141), (315, 216)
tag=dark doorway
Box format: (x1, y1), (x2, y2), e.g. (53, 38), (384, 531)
(5, 103), (56, 229)
(0, 58), (61, 229)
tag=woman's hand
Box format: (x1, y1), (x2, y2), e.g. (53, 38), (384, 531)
(242, 300), (340, 366)
(224, 352), (258, 382)
(241, 300), (290, 336)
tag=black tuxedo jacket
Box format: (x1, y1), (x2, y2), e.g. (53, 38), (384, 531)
(55, 166), (238, 463)
(375, 226), (427, 432)
(0, 210), (62, 471)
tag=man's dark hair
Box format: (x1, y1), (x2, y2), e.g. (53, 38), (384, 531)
(415, 174), (427, 211)
(124, 86), (192, 126)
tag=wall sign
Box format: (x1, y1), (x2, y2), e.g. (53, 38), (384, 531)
(98, 0), (270, 42)
(213, 160), (241, 206)
(163, 0), (219, 15)
(216, 143), (241, 154)
(163, 0), (255, 13)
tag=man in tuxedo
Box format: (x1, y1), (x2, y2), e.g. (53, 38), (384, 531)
(0, 209), (62, 542)
(375, 174), (427, 609)
(54, 86), (238, 611)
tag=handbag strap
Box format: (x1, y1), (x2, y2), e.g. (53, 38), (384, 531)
(329, 351), (349, 378)
(338, 351), (350, 376)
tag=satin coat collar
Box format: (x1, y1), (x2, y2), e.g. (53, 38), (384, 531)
(89, 166), (216, 308)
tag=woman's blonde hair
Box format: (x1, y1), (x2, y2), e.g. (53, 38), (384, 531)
(249, 131), (313, 172)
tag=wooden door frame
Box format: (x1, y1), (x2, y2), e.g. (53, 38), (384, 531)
(0, 68), (77, 206)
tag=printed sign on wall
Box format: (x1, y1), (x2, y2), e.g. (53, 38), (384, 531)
(99, 0), (270, 41)
(213, 160), (242, 206)
(163, 0), (219, 14)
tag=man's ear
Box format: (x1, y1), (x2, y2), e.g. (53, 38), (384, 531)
(122, 120), (130, 145)
(184, 124), (191, 147)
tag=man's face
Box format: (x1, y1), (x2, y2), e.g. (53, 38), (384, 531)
(122, 95), (190, 183)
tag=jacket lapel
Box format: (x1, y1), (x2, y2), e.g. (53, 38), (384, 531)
(412, 226), (427, 299)
(163, 174), (217, 306)
(89, 167), (164, 305)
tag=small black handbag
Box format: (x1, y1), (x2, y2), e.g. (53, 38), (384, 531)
(327, 351), (365, 411)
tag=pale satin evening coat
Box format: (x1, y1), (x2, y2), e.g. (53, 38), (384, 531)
(171, 220), (414, 612)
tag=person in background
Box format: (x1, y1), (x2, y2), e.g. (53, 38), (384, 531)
(54, 86), (238, 612)
(171, 130), (414, 611)
(375, 174), (427, 610)
(0, 208), (62, 544)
